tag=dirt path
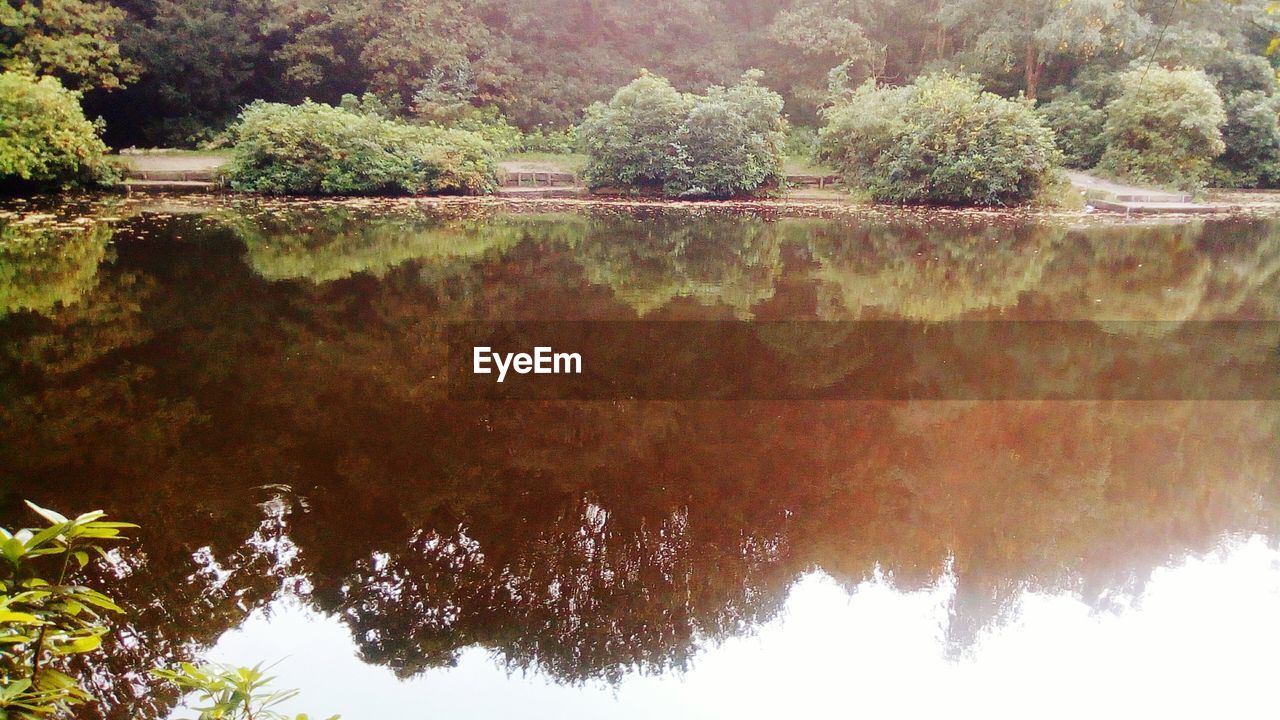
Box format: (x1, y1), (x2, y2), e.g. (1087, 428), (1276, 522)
(123, 155), (228, 173)
(116, 154), (228, 183)
(1065, 171), (1185, 200)
(1065, 171), (1235, 214)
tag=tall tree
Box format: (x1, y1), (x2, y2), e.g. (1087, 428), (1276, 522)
(940, 0), (1148, 98)
(0, 0), (138, 90)
(108, 0), (279, 145)
(763, 0), (883, 119)
(268, 0), (509, 106)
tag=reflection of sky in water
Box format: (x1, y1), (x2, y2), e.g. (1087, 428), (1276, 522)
(205, 536), (1280, 719)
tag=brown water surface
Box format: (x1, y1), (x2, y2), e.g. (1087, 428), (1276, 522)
(2, 196), (1278, 718)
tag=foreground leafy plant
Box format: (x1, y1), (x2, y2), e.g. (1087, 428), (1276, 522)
(0, 501), (136, 719)
(3, 504), (336, 719)
(152, 663), (337, 720)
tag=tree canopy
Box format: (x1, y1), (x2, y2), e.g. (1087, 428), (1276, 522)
(0, 0), (1270, 147)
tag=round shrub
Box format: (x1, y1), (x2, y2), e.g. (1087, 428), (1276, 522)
(1097, 67), (1226, 190)
(678, 76), (788, 196)
(819, 73), (1059, 206)
(578, 71), (786, 198)
(228, 100), (498, 196)
(0, 72), (112, 191)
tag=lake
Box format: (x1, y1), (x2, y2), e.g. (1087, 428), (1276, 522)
(2, 195), (1278, 719)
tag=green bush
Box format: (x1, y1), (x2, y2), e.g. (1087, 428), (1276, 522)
(783, 125), (820, 160)
(1213, 90), (1280, 188)
(227, 100), (498, 196)
(0, 72), (113, 191)
(1201, 54), (1280, 188)
(1097, 67), (1226, 190)
(518, 126), (577, 154)
(578, 70), (786, 198)
(818, 73), (1060, 206)
(433, 116), (576, 156)
(1204, 53), (1277, 100)
(435, 110), (525, 155)
(1037, 92), (1107, 169)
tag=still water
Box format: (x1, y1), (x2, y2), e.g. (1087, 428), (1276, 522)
(2, 196), (1279, 718)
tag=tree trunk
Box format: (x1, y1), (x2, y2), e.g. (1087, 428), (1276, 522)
(1024, 41), (1043, 100)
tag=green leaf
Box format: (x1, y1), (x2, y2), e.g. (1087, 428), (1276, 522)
(25, 524), (70, 552)
(52, 634), (101, 654)
(0, 610), (40, 624)
(24, 501), (68, 526)
(2, 537), (25, 565)
(74, 590), (123, 614)
(0, 679), (32, 699)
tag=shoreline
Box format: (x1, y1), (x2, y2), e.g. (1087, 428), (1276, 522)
(8, 189), (1280, 228)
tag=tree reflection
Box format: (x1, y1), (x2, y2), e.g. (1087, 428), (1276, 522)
(571, 209), (785, 318)
(0, 217), (111, 317)
(1040, 221), (1280, 327)
(233, 204), (523, 284)
(1, 201), (1278, 719)
(805, 218), (1063, 320)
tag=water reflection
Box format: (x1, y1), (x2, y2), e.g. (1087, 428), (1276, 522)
(1, 198), (1278, 719)
(205, 545), (1280, 719)
(0, 216), (113, 317)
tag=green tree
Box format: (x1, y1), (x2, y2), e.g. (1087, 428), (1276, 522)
(0, 0), (138, 91)
(762, 0), (883, 119)
(269, 0), (509, 108)
(1097, 66), (1227, 189)
(110, 0), (278, 146)
(939, 0), (1146, 99)
(1215, 90), (1280, 187)
(1199, 52), (1280, 187)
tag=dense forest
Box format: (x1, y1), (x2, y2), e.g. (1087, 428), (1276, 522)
(1, 0), (1277, 146)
